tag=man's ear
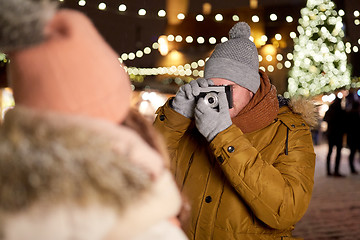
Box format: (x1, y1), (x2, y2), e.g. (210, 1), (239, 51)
(249, 91), (254, 98)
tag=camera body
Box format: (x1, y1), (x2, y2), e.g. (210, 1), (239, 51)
(197, 85), (233, 109)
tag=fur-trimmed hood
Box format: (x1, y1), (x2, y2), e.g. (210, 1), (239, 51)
(0, 107), (185, 240)
(278, 96), (319, 129)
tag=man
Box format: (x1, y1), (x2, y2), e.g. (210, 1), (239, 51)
(323, 97), (346, 177)
(346, 100), (360, 175)
(154, 22), (317, 239)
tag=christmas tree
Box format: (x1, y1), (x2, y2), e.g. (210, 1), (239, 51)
(287, 0), (351, 97)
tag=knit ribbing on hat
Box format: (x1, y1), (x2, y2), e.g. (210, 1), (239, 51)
(0, 0), (57, 53)
(204, 22), (260, 93)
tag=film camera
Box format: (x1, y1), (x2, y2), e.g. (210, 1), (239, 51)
(196, 85), (233, 109)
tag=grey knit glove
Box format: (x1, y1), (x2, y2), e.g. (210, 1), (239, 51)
(195, 92), (232, 141)
(171, 78), (212, 118)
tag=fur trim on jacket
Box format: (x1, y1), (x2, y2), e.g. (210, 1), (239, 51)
(279, 96), (319, 129)
(0, 107), (185, 240)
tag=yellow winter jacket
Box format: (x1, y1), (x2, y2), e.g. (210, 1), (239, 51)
(154, 98), (316, 240)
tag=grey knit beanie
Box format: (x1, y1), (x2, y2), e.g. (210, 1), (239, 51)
(204, 22), (260, 93)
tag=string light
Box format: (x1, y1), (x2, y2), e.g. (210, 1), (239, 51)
(266, 55), (273, 61)
(128, 52), (135, 60)
(58, 0), (360, 34)
(268, 65), (274, 72)
(121, 53), (128, 61)
(196, 14), (204, 21)
(221, 37), (228, 43)
(98, 2), (106, 10)
(78, 0), (86, 6)
(260, 35), (268, 42)
(270, 13), (277, 21)
(138, 9), (146, 16)
(252, 15), (260, 22)
(118, 4), (126, 12)
(191, 62), (198, 69)
(198, 59), (205, 67)
(175, 35), (183, 42)
(158, 9), (166, 17)
(284, 61), (291, 68)
(144, 47), (151, 54)
(136, 50), (143, 58)
(125, 62), (207, 78)
(185, 36), (194, 43)
(167, 35), (175, 41)
(152, 42), (159, 49)
(233, 15), (240, 21)
(209, 37), (217, 44)
(197, 37), (205, 44)
(177, 13), (185, 20)
(215, 14), (223, 21)
(290, 32), (297, 38)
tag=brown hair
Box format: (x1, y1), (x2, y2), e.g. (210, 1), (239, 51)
(122, 108), (170, 168)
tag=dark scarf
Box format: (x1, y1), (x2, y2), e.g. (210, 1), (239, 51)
(231, 70), (279, 133)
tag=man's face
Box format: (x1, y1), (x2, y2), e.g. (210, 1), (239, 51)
(211, 78), (254, 118)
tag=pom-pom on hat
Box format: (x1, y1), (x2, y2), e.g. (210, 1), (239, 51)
(0, 0), (132, 124)
(204, 22), (260, 93)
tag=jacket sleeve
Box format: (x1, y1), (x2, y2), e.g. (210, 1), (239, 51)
(210, 123), (316, 230)
(153, 99), (192, 169)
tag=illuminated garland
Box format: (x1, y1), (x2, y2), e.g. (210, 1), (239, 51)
(61, 0), (298, 23)
(61, 0), (360, 33)
(123, 54), (295, 83)
(119, 31), (358, 78)
(120, 35), (295, 79)
(58, 0), (360, 80)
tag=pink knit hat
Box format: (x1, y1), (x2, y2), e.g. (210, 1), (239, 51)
(2, 1), (131, 123)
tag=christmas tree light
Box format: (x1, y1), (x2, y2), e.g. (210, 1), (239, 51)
(288, 0), (351, 97)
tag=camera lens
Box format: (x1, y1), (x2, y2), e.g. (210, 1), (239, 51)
(208, 97), (215, 104)
(204, 92), (219, 108)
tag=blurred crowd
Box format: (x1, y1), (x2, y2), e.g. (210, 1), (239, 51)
(321, 91), (360, 177)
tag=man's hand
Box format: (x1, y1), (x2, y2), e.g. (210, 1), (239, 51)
(195, 92), (232, 141)
(171, 78), (212, 118)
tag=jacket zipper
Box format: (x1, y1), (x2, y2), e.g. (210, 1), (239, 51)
(279, 120), (289, 156)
